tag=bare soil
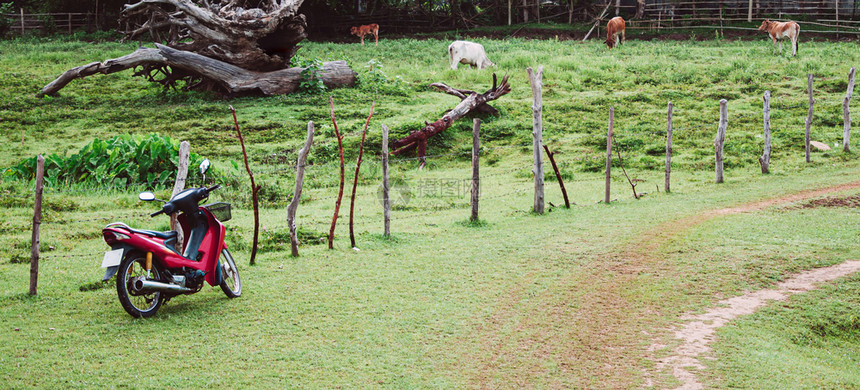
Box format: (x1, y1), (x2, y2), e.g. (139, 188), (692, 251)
(797, 195), (860, 208)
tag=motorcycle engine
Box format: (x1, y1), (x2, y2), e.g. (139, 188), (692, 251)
(184, 269), (206, 291)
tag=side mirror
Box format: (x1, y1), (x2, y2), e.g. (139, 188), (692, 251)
(199, 159), (210, 175)
(199, 159), (210, 183)
(139, 192), (156, 201)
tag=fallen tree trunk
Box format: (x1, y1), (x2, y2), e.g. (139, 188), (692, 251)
(392, 74), (510, 166)
(40, 44), (356, 96)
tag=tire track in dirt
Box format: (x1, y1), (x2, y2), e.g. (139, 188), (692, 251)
(462, 180), (860, 389)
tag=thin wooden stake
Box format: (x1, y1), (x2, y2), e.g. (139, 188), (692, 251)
(328, 97), (346, 250)
(715, 99), (728, 184)
(349, 102), (375, 249)
(605, 108), (614, 204)
(170, 141), (190, 250)
(231, 106), (260, 265)
(471, 118), (481, 221)
(287, 122), (314, 257)
(528, 66), (544, 214)
(381, 124), (390, 237)
(614, 134), (640, 200)
(665, 101), (674, 193)
(806, 74), (814, 163)
(844, 67), (855, 153)
(543, 144), (570, 208)
(29, 155), (44, 295)
(760, 91), (772, 174)
(21, 129), (25, 146)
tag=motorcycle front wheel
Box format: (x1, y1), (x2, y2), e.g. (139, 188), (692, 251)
(116, 252), (164, 318)
(219, 248), (242, 298)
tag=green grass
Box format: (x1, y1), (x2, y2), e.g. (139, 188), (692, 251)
(708, 274), (860, 389)
(0, 31), (858, 388)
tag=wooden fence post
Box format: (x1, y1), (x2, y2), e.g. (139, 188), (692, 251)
(349, 102), (374, 249)
(381, 124), (391, 237)
(665, 101), (673, 193)
(170, 141), (190, 248)
(231, 106), (260, 265)
(844, 67), (855, 153)
(543, 144), (570, 208)
(471, 118), (481, 221)
(806, 74), (814, 163)
(605, 107), (614, 203)
(528, 66), (544, 214)
(715, 99), (728, 184)
(747, 0), (753, 22)
(29, 155), (45, 296)
(20, 8), (24, 35)
(760, 91), (772, 174)
(328, 97), (346, 250)
(287, 122), (314, 257)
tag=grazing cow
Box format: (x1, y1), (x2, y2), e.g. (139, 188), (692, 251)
(448, 40), (494, 70)
(605, 16), (626, 49)
(758, 19), (799, 56)
(350, 23), (379, 45)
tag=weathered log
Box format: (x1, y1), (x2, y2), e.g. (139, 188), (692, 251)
(119, 0), (307, 72)
(40, 44), (356, 96)
(39, 0), (338, 96)
(392, 74), (510, 163)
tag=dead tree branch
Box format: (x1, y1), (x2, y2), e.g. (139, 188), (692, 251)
(392, 74), (511, 167)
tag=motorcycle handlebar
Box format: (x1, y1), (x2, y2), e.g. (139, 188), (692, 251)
(150, 209), (165, 217)
(207, 184), (221, 192)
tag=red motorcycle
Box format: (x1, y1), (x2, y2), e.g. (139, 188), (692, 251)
(100, 160), (241, 318)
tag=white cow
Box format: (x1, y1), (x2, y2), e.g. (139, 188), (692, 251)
(448, 40), (494, 70)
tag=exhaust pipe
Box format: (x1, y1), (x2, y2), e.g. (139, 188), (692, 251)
(132, 278), (192, 294)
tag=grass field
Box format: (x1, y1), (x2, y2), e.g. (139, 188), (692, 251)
(0, 30), (858, 388)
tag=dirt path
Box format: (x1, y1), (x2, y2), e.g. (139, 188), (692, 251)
(462, 180), (860, 388)
(642, 180), (860, 389)
(651, 261), (860, 390)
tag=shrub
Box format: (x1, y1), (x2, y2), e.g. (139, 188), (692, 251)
(290, 55), (326, 94)
(2, 134), (215, 189)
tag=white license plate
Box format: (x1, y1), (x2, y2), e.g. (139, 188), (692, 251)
(101, 249), (123, 268)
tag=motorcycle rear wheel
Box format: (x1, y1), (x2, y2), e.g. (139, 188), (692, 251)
(219, 248), (242, 298)
(116, 252), (164, 318)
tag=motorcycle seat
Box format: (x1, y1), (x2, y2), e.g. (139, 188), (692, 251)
(107, 222), (177, 240)
(137, 229), (178, 240)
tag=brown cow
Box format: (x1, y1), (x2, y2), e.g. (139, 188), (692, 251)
(758, 19), (799, 56)
(605, 17), (626, 49)
(350, 23), (379, 46)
